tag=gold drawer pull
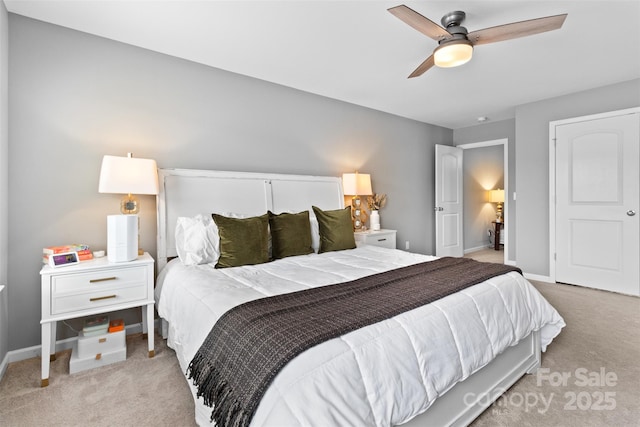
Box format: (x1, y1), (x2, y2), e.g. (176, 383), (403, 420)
(98, 338), (107, 343)
(89, 277), (117, 283)
(90, 295), (116, 302)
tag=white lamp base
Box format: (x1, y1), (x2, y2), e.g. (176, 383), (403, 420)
(107, 215), (138, 262)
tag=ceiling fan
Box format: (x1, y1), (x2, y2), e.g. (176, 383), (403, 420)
(388, 5), (567, 78)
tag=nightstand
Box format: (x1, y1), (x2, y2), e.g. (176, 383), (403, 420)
(39, 252), (155, 387)
(492, 221), (504, 251)
(354, 229), (397, 249)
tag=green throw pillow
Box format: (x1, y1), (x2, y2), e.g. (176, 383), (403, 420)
(212, 213), (269, 268)
(268, 211), (314, 260)
(311, 206), (356, 253)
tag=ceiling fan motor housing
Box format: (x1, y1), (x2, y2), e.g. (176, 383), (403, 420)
(441, 11), (467, 28)
(441, 11), (469, 40)
(438, 33), (468, 46)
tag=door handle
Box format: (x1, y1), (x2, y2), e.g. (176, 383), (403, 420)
(434, 207), (444, 211)
(628, 210), (636, 216)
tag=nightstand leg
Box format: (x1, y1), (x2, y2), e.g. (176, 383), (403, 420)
(49, 322), (57, 361)
(41, 322), (53, 387)
(141, 305), (148, 337)
(144, 303), (154, 358)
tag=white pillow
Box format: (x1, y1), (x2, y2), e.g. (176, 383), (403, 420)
(309, 215), (320, 253)
(175, 214), (219, 265)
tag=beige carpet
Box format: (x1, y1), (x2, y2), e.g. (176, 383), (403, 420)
(1, 280), (638, 426)
(472, 280), (640, 427)
(0, 333), (196, 427)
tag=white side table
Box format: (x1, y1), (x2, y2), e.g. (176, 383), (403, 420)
(40, 252), (155, 387)
(354, 229), (397, 249)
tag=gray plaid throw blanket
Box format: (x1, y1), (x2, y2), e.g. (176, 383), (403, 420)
(187, 256), (521, 427)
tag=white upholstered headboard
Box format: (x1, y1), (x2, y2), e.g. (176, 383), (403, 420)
(156, 168), (344, 270)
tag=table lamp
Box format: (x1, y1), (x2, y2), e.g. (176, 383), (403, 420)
(98, 153), (159, 262)
(342, 172), (373, 231)
(488, 189), (505, 223)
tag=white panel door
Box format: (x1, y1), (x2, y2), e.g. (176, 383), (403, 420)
(556, 113), (639, 296)
(435, 144), (463, 257)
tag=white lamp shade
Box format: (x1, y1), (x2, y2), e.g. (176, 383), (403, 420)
(98, 155), (159, 195)
(488, 189), (505, 203)
(434, 40), (473, 68)
(342, 173), (372, 196)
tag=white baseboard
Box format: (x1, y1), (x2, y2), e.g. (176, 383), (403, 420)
(0, 352), (7, 383)
(502, 258), (552, 282)
(523, 272), (554, 283)
(464, 245), (492, 254)
(0, 319), (162, 383)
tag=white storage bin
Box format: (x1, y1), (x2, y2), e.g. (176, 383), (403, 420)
(70, 346), (126, 374)
(70, 330), (126, 374)
(77, 330), (125, 359)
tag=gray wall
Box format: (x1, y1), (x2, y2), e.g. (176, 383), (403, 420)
(462, 145), (503, 251)
(0, 1), (8, 365)
(454, 119), (516, 261)
(7, 15), (451, 351)
(515, 79), (640, 277)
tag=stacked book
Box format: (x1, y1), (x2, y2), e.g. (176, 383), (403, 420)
(43, 244), (93, 264)
(82, 315), (109, 336)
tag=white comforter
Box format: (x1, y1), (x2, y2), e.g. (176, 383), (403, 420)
(155, 246), (565, 426)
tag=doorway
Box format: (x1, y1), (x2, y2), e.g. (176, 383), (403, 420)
(435, 139), (508, 261)
(459, 139), (508, 263)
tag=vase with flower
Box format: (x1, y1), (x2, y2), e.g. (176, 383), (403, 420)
(367, 193), (387, 231)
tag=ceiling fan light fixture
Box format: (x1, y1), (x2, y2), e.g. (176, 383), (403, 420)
(433, 39), (473, 68)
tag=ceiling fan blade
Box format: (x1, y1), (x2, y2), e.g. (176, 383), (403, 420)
(388, 5), (450, 41)
(408, 54), (435, 78)
(468, 14), (567, 46)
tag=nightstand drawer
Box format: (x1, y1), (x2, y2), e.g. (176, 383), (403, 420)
(364, 235), (395, 249)
(52, 283), (148, 315)
(52, 267), (147, 295)
(354, 229), (397, 249)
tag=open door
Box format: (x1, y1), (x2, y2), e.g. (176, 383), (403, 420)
(435, 144), (463, 257)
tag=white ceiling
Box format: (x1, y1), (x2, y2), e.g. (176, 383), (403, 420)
(4, 0), (640, 129)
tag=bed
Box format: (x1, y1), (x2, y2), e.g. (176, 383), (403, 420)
(154, 168), (565, 427)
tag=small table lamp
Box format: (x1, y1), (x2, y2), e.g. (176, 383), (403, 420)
(488, 189), (505, 223)
(99, 153), (159, 262)
(342, 172), (373, 231)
